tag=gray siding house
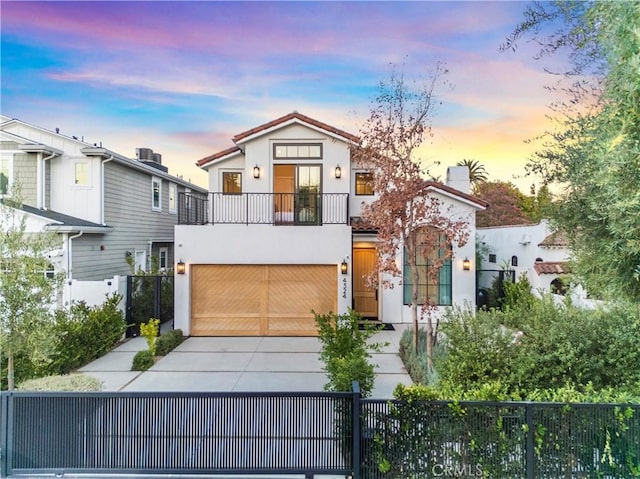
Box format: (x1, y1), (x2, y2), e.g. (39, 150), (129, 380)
(0, 114), (206, 304)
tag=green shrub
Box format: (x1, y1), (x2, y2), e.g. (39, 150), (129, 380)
(314, 309), (386, 397)
(132, 349), (154, 371)
(49, 294), (126, 374)
(17, 374), (102, 391)
(399, 327), (444, 385)
(156, 329), (185, 356)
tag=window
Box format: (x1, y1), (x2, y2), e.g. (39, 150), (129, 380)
(488, 254), (497, 263)
(511, 255), (518, 267)
(152, 177), (161, 211)
(273, 164), (322, 225)
(75, 162), (88, 185)
(222, 172), (242, 194)
(0, 156), (12, 195)
(403, 227), (452, 306)
(355, 172), (374, 196)
(274, 143), (322, 159)
(158, 247), (168, 270)
(168, 183), (177, 213)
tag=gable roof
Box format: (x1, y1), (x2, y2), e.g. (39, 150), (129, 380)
(422, 180), (488, 210)
(233, 111), (360, 144)
(538, 231), (568, 247)
(197, 112), (360, 170)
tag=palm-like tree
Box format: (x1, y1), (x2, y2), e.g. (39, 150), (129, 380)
(456, 158), (488, 186)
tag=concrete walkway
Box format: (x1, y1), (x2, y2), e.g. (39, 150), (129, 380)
(79, 325), (413, 398)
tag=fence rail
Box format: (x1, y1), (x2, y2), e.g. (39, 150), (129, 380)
(178, 192), (349, 225)
(2, 388), (639, 478)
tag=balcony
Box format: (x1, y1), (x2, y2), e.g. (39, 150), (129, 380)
(178, 192), (349, 225)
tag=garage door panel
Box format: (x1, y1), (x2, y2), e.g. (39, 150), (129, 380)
(191, 264), (337, 336)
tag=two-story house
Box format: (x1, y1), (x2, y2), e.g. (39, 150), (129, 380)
(0, 115), (206, 306)
(174, 112), (485, 336)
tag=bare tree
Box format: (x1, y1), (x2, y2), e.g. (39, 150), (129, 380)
(352, 64), (470, 370)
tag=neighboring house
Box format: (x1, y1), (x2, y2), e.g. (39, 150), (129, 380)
(0, 115), (206, 306)
(174, 112), (486, 336)
(477, 220), (571, 294)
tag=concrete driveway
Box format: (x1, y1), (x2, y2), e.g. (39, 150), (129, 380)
(79, 326), (412, 398)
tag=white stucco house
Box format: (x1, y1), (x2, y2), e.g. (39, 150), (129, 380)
(174, 112), (486, 336)
(477, 220), (571, 294)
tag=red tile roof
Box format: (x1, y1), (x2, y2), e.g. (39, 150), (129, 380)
(538, 231), (568, 247)
(534, 261), (570, 275)
(233, 111), (360, 143)
(196, 145), (242, 167)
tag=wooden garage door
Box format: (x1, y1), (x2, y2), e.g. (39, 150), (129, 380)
(191, 264), (337, 336)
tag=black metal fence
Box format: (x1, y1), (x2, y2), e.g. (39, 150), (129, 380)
(1, 388), (639, 478)
(178, 192), (349, 226)
(126, 274), (174, 337)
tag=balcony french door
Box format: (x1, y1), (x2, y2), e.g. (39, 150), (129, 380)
(273, 165), (322, 225)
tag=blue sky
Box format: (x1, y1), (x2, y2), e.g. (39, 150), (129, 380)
(0, 1), (565, 189)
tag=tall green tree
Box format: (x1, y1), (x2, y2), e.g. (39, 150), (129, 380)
(507, 1), (640, 302)
(0, 195), (62, 389)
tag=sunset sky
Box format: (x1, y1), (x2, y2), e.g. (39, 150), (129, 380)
(0, 1), (567, 190)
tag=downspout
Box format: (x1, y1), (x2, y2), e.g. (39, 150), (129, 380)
(41, 151), (59, 210)
(66, 231), (84, 281)
(100, 155), (114, 225)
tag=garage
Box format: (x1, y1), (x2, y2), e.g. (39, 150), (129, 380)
(190, 264), (338, 336)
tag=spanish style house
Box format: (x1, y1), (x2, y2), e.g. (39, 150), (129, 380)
(174, 112), (486, 336)
(0, 115), (206, 306)
(477, 220), (571, 294)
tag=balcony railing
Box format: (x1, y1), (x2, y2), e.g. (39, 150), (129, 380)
(178, 192), (349, 225)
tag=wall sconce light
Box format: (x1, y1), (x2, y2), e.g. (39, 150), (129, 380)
(176, 260), (186, 275)
(334, 165), (342, 179)
(253, 165), (260, 179)
(462, 257), (471, 271)
(341, 260), (348, 275)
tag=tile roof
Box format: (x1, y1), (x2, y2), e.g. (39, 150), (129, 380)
(422, 180), (488, 209)
(534, 261), (570, 275)
(196, 145), (242, 167)
(233, 112), (360, 143)
(538, 231), (568, 247)
(351, 216), (378, 233)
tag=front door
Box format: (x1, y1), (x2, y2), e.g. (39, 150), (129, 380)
(353, 247), (378, 319)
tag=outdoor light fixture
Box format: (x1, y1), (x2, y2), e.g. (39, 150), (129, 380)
(462, 257), (471, 271)
(334, 165), (342, 179)
(176, 260), (186, 275)
(253, 165), (260, 179)
(341, 260), (348, 275)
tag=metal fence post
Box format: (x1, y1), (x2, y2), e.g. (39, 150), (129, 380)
(525, 402), (535, 479)
(0, 393), (7, 478)
(351, 381), (361, 479)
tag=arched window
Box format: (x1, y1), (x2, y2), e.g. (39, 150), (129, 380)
(511, 255), (518, 267)
(403, 226), (452, 306)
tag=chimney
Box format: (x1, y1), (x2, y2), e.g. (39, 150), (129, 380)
(446, 166), (470, 194)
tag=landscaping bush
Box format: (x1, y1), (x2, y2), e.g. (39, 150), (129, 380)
(314, 309), (385, 397)
(49, 294), (126, 374)
(156, 329), (185, 356)
(17, 374), (102, 391)
(132, 350), (154, 371)
(398, 327), (445, 385)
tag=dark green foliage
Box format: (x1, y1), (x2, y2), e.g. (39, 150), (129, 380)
(49, 294), (126, 375)
(398, 327), (444, 385)
(438, 297), (640, 398)
(132, 349), (154, 371)
(155, 329), (185, 356)
(314, 309), (385, 397)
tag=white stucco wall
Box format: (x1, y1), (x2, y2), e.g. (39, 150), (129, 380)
(477, 221), (570, 292)
(174, 223), (352, 335)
